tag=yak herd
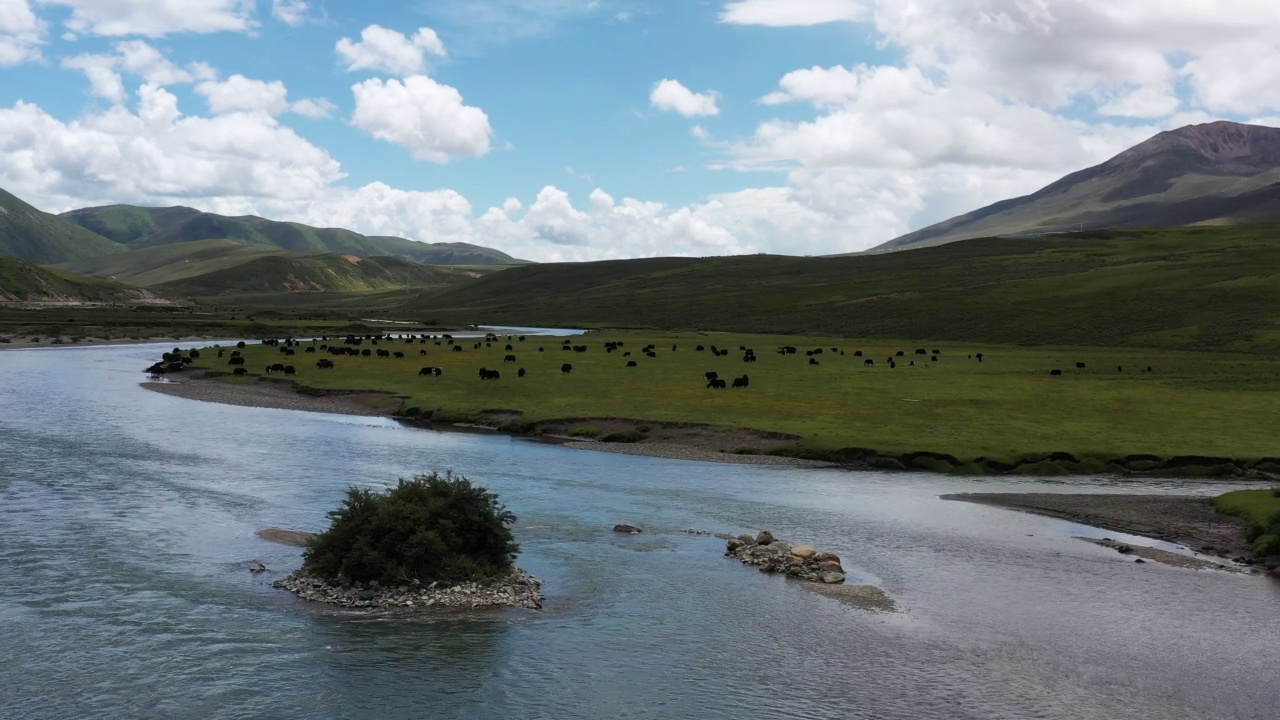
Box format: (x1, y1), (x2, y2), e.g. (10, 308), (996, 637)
(144, 330), (1156, 389)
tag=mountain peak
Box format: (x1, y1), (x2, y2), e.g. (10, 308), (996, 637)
(874, 120), (1280, 251)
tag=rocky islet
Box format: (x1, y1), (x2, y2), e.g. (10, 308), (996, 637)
(726, 530), (848, 584)
(272, 568), (545, 610)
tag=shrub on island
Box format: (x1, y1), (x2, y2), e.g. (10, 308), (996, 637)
(302, 471), (520, 586)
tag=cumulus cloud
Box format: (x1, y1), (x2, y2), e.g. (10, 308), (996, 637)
(0, 86), (342, 212)
(37, 0), (258, 37)
(63, 40), (213, 103)
(350, 75), (492, 163)
(336, 24), (447, 76)
(0, 0), (44, 66)
(196, 74), (290, 116)
(270, 0), (309, 26)
(649, 79), (720, 117)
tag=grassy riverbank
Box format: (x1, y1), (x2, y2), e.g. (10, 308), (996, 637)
(182, 330), (1280, 476)
(1212, 489), (1280, 556)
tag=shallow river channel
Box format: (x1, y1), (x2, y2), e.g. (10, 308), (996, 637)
(1, 341), (1277, 719)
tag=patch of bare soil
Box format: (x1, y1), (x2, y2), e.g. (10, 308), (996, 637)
(943, 492), (1254, 559)
(537, 419), (831, 467)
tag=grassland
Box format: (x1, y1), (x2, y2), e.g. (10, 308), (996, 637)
(0, 255), (146, 303)
(1212, 489), (1280, 556)
(183, 330), (1280, 476)
(409, 226), (1280, 353)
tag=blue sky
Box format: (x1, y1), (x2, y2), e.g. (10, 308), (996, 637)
(2, 1), (1279, 261)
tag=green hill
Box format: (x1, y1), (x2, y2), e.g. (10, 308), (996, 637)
(0, 189), (127, 264)
(151, 253), (472, 297)
(66, 239), (490, 298)
(0, 255), (148, 303)
(408, 225), (1280, 352)
(60, 204), (526, 264)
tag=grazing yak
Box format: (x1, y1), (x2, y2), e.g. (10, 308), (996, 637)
(732, 374), (750, 388)
(1075, 362), (1086, 369)
(1050, 369), (1063, 376)
(478, 368), (501, 380)
(392, 352), (404, 359)
(228, 356), (246, 366)
(707, 378), (727, 389)
(864, 359), (874, 366)
(284, 366), (296, 376)
(705, 371), (718, 381)
(809, 358), (820, 365)
(504, 354), (517, 362)
(232, 367), (248, 376)
(452, 346), (462, 352)
(518, 368), (527, 378)
(316, 359), (335, 369)
(561, 363), (573, 374)
(418, 366), (442, 376)
(626, 361), (637, 367)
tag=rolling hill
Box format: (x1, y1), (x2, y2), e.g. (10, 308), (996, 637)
(0, 189), (127, 264)
(876, 121), (1280, 251)
(65, 239), (494, 297)
(60, 204), (526, 265)
(406, 225), (1280, 352)
(0, 254), (151, 303)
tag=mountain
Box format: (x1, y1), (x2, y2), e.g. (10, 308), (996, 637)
(65, 239), (496, 297)
(60, 204), (526, 265)
(0, 189), (127, 264)
(405, 224), (1280, 353)
(876, 121), (1280, 251)
(0, 254), (151, 303)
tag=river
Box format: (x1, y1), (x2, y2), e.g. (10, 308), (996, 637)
(1, 341), (1277, 719)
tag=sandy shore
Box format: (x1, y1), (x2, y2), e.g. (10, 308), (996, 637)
(143, 378), (393, 416)
(943, 492), (1254, 559)
(143, 375), (831, 467)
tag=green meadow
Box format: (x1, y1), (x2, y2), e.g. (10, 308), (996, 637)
(192, 330), (1280, 475)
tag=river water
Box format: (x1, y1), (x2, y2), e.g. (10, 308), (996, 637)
(1, 342), (1277, 720)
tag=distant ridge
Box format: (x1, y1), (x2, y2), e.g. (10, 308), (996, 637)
(875, 121), (1280, 251)
(60, 204), (527, 265)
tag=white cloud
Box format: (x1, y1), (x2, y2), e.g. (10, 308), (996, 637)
(196, 74), (290, 116)
(37, 0), (258, 37)
(62, 40), (210, 103)
(350, 75), (492, 163)
(336, 24), (447, 76)
(0, 87), (343, 213)
(290, 97), (336, 119)
(760, 65), (861, 107)
(649, 79), (720, 117)
(719, 0), (867, 27)
(0, 0), (44, 65)
(691, 124), (709, 140)
(270, 0), (308, 26)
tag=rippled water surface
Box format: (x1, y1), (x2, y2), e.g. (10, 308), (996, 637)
(2, 342), (1278, 719)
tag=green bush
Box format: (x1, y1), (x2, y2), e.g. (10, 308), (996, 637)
(302, 471), (519, 586)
